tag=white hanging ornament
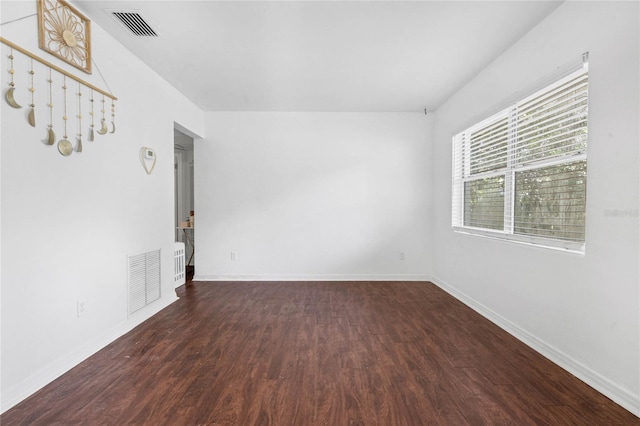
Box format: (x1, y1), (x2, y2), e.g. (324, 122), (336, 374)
(76, 81), (83, 153)
(5, 48), (22, 109)
(57, 75), (73, 156)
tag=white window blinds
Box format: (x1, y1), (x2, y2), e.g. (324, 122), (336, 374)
(452, 64), (589, 251)
(514, 72), (589, 166)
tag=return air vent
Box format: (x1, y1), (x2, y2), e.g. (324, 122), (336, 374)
(128, 249), (161, 315)
(109, 10), (158, 37)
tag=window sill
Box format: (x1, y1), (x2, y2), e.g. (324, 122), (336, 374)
(452, 227), (585, 255)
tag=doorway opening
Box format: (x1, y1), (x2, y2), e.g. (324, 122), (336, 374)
(174, 128), (195, 280)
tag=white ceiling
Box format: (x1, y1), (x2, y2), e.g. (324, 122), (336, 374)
(73, 1), (562, 112)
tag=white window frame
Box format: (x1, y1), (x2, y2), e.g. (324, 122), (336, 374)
(452, 65), (589, 254)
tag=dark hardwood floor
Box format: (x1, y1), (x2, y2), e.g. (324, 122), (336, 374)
(2, 280), (638, 425)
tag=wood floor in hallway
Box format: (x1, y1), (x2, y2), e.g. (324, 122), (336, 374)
(2, 280), (638, 425)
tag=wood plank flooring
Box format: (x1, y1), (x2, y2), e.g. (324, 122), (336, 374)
(2, 281), (638, 425)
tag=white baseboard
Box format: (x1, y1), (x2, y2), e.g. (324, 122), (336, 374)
(193, 274), (431, 282)
(430, 275), (640, 418)
(0, 295), (179, 414)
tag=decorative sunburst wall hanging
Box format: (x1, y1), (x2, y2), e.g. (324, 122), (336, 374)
(38, 0), (91, 74)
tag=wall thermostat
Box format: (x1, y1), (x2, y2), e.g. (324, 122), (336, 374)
(139, 146), (157, 175)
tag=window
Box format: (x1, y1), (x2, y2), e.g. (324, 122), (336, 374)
(452, 65), (589, 252)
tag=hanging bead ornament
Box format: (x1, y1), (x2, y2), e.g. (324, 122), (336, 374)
(1, 38), (118, 153)
(110, 98), (116, 133)
(97, 94), (108, 135)
(88, 89), (95, 141)
(76, 81), (83, 153)
(57, 75), (73, 156)
(46, 67), (55, 145)
(5, 48), (22, 108)
(27, 58), (36, 126)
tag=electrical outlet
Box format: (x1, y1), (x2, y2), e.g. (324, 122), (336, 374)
(399, 252), (406, 261)
(231, 251), (237, 261)
(77, 300), (86, 318)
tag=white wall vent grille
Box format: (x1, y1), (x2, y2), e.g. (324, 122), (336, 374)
(128, 249), (161, 315)
(174, 242), (186, 287)
(109, 10), (159, 37)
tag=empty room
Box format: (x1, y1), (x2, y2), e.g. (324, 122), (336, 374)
(1, 0), (639, 424)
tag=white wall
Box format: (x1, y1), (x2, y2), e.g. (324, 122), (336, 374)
(195, 112), (432, 281)
(0, 1), (204, 412)
(431, 1), (639, 415)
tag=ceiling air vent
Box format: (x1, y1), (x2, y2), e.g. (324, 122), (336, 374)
(109, 10), (158, 37)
